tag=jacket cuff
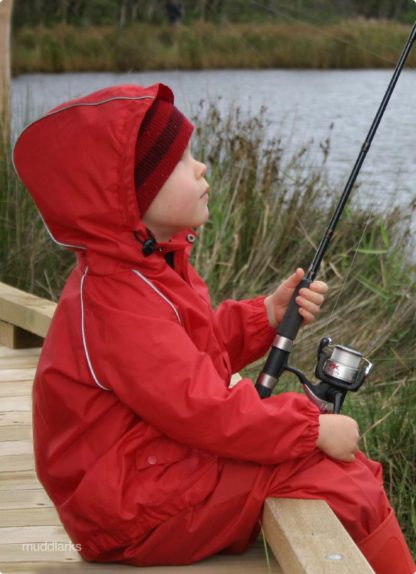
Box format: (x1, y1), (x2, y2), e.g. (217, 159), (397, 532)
(246, 295), (276, 348)
(292, 399), (321, 459)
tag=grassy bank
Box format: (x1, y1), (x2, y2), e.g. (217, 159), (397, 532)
(193, 106), (416, 552)
(1, 103), (415, 552)
(12, 19), (416, 74)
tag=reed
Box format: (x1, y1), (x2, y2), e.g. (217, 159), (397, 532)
(0, 147), (75, 299)
(192, 103), (416, 552)
(0, 0), (13, 154)
(1, 102), (415, 552)
(12, 20), (416, 74)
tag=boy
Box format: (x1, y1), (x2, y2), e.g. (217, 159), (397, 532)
(13, 83), (415, 572)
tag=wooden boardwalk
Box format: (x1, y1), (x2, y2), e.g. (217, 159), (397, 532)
(0, 343), (281, 573)
(0, 281), (374, 573)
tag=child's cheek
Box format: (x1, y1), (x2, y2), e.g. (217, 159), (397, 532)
(173, 190), (194, 216)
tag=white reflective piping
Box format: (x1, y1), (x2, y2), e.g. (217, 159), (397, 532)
(13, 95), (155, 250)
(14, 95), (155, 139)
(80, 267), (111, 391)
(40, 212), (86, 250)
(43, 95), (155, 119)
(10, 152), (85, 251)
(132, 269), (181, 324)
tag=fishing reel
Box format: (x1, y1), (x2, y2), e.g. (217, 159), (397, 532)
(284, 337), (373, 413)
(256, 18), (415, 409)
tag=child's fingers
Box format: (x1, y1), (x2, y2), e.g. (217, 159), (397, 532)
(298, 288), (325, 306)
(310, 280), (328, 294)
(296, 297), (321, 318)
(298, 308), (316, 323)
(308, 282), (328, 295)
(283, 268), (305, 290)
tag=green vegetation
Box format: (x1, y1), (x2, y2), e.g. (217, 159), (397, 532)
(12, 19), (416, 74)
(0, 147), (75, 297)
(11, 0), (416, 72)
(195, 105), (416, 552)
(1, 103), (415, 552)
(11, 0), (416, 28)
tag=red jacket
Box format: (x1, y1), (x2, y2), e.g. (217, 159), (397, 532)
(13, 83), (320, 562)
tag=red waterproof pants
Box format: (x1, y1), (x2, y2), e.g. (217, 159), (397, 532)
(123, 450), (393, 566)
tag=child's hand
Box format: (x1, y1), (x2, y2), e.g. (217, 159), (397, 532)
(264, 268), (328, 329)
(316, 414), (360, 462)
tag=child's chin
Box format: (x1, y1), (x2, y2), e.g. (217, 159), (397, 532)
(201, 207), (210, 223)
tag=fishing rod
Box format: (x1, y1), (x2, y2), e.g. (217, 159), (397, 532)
(255, 18), (416, 413)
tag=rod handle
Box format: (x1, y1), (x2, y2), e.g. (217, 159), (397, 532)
(277, 278), (312, 339)
(255, 345), (289, 398)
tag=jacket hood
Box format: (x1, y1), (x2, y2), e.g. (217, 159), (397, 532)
(13, 83), (190, 273)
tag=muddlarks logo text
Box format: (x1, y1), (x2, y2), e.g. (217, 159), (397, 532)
(22, 541), (82, 552)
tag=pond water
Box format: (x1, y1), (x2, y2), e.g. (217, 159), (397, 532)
(11, 68), (416, 211)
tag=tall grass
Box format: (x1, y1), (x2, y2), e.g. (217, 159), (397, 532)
(192, 104), (416, 552)
(1, 103), (415, 552)
(0, 147), (75, 299)
(12, 19), (416, 74)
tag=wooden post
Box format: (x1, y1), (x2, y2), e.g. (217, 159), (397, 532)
(263, 498), (375, 573)
(0, 0), (14, 154)
(0, 281), (57, 348)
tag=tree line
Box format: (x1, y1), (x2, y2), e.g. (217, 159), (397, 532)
(12, 0), (415, 29)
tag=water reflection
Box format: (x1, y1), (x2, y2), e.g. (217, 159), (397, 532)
(11, 69), (416, 209)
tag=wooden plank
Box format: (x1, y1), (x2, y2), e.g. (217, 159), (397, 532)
(263, 498), (374, 574)
(1, 397), (32, 412)
(0, 353), (40, 369)
(0, 472), (40, 490)
(0, 565), (139, 574)
(0, 540), (281, 572)
(0, 346), (41, 359)
(0, 543), (80, 563)
(0, 282), (56, 339)
(0, 506), (60, 527)
(0, 368), (37, 382)
(0, 488), (53, 509)
(0, 381), (33, 397)
(0, 319), (16, 348)
(0, 343), (369, 574)
(0, 424), (32, 441)
(1, 525), (72, 544)
(0, 321), (44, 350)
(0, 440), (33, 456)
(0, 411), (32, 426)
(0, 453), (35, 472)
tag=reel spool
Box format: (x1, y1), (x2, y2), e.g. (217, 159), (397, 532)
(287, 337), (373, 414)
(324, 345), (364, 384)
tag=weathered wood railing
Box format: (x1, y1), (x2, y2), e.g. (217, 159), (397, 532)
(0, 280), (374, 573)
(0, 282), (56, 348)
(0, 0), (14, 152)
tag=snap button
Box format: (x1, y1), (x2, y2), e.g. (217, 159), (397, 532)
(186, 234), (196, 243)
(147, 455), (157, 465)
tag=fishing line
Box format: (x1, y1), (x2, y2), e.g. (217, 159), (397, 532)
(254, 16), (416, 410)
(326, 205), (376, 322)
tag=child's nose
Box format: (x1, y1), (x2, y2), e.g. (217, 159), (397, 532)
(197, 160), (207, 178)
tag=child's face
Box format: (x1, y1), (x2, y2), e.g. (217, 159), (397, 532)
(142, 144), (209, 242)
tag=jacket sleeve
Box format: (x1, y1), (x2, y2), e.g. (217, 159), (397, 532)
(87, 300), (320, 467)
(213, 296), (276, 373)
